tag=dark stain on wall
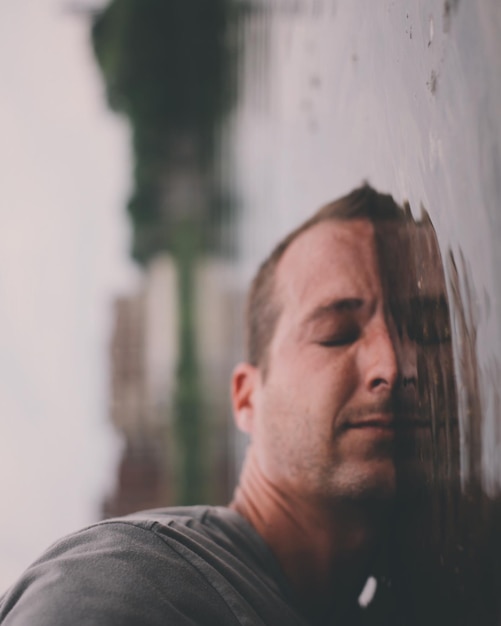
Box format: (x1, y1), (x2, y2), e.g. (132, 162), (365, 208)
(427, 70), (438, 95)
(443, 0), (460, 33)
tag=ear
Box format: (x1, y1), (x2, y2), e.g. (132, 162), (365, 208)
(231, 362), (261, 435)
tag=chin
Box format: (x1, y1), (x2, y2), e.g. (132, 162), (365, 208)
(329, 459), (396, 504)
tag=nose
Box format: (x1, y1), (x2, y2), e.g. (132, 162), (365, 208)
(360, 319), (400, 393)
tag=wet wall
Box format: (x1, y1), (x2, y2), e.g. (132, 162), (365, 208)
(232, 0), (501, 623)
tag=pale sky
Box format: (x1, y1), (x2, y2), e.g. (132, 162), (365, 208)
(0, 0), (139, 590)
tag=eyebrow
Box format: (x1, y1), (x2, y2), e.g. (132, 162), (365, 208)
(304, 298), (364, 325)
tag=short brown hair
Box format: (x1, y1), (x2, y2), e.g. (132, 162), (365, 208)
(246, 184), (406, 371)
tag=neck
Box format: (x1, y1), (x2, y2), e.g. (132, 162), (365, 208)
(230, 447), (391, 623)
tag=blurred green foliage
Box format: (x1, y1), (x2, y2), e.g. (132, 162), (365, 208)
(91, 0), (235, 262)
(91, 0), (237, 505)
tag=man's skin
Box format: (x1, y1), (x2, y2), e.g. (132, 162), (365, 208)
(229, 218), (417, 623)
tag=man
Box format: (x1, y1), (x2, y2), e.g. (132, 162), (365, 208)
(0, 185), (418, 625)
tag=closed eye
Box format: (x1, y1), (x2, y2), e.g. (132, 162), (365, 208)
(318, 332), (359, 347)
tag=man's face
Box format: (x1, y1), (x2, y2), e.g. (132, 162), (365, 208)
(236, 219), (415, 505)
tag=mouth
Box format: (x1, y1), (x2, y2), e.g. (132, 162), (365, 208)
(343, 413), (396, 437)
(349, 416), (434, 429)
(338, 401), (434, 438)
(348, 414), (395, 429)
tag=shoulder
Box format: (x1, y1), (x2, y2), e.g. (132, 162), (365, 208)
(0, 506), (307, 626)
(0, 506), (243, 626)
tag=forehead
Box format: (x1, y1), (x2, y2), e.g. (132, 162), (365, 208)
(275, 219), (380, 312)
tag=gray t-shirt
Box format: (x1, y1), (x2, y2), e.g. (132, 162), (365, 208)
(0, 506), (369, 625)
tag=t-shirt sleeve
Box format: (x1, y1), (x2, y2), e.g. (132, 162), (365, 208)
(0, 522), (241, 626)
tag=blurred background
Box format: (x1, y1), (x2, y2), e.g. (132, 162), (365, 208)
(1, 1), (501, 622)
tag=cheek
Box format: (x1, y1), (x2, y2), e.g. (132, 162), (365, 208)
(309, 348), (359, 406)
(264, 338), (361, 424)
(271, 350), (359, 422)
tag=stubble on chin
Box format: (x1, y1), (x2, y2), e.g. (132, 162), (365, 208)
(318, 460), (396, 508)
(317, 433), (397, 506)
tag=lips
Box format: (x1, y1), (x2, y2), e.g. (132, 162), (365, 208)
(347, 414), (395, 429)
(337, 399), (430, 437)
